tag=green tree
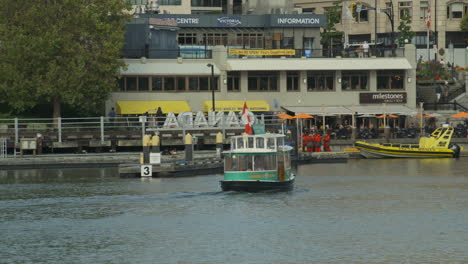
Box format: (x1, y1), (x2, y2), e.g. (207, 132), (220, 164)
(461, 15), (468, 31)
(320, 1), (343, 56)
(397, 13), (415, 47)
(0, 0), (131, 118)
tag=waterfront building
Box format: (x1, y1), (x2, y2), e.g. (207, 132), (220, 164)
(109, 13), (417, 118)
(294, 0), (468, 66)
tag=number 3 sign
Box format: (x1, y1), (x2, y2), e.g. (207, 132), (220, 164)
(141, 165), (152, 177)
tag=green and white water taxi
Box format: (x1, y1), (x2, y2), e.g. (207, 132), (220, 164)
(220, 134), (295, 192)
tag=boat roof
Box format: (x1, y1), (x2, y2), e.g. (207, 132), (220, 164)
(230, 133), (285, 139)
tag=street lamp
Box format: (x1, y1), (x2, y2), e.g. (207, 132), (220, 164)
(207, 64), (216, 112)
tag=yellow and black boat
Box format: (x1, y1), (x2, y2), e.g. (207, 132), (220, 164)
(355, 127), (461, 158)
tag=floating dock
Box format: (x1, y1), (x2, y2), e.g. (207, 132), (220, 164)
(118, 152), (350, 178)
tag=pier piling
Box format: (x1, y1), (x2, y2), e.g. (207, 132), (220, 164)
(185, 133), (193, 163)
(216, 132), (223, 159)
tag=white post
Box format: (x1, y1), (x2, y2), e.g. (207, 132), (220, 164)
(58, 117), (62, 143)
(100, 116), (104, 144)
(14, 117), (18, 145)
(420, 102), (424, 137)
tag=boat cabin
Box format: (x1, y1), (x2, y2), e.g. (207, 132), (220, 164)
(224, 134), (292, 173)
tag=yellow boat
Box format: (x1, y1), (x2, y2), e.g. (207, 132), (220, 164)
(355, 127), (461, 158)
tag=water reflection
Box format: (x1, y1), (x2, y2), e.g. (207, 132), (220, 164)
(1, 159), (468, 263)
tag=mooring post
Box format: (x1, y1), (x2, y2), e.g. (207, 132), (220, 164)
(384, 127), (391, 143)
(58, 117), (62, 143)
(142, 134), (151, 164)
(216, 132), (223, 159)
(14, 117), (18, 145)
(351, 127), (357, 142)
(150, 134), (161, 165)
(100, 116), (104, 144)
(185, 133), (193, 163)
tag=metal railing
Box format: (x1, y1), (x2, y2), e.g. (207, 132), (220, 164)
(0, 138), (6, 158)
(122, 48), (213, 59)
(424, 102), (468, 112)
(227, 47), (405, 59)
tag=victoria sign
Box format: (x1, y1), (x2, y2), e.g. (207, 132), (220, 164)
(359, 92), (407, 104)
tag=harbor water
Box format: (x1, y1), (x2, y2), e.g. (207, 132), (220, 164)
(1, 159), (468, 263)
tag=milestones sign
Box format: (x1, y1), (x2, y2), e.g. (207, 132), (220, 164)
(360, 92), (407, 104)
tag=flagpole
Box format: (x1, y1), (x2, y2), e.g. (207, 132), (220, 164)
(426, 7), (431, 61)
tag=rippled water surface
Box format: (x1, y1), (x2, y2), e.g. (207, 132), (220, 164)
(1, 159), (468, 264)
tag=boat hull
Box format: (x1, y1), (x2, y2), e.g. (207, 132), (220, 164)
(355, 142), (454, 159)
(220, 177), (294, 192)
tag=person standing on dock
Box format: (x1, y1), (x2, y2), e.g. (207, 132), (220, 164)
(323, 131), (331, 152)
(108, 107), (116, 126)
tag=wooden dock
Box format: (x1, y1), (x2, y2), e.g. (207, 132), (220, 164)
(119, 152), (350, 177)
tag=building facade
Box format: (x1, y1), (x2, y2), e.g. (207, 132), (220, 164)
(109, 14), (417, 117)
(294, 0), (468, 65)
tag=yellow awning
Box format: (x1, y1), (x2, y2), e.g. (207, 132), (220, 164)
(203, 100), (270, 112)
(116, 101), (191, 115)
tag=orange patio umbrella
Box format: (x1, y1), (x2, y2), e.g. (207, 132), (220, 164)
(293, 113), (315, 119)
(451, 112), (468, 118)
(277, 113), (295, 119)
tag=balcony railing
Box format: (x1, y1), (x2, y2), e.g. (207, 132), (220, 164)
(122, 48), (213, 59)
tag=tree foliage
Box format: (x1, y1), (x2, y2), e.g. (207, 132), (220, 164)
(0, 0), (131, 117)
(461, 15), (468, 32)
(320, 1), (343, 54)
(397, 13), (415, 47)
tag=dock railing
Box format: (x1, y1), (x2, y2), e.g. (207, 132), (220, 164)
(0, 138), (6, 158)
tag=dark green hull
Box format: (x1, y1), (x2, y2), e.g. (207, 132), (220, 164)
(220, 178), (294, 192)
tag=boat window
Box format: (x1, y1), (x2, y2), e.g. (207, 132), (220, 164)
(239, 156), (253, 171)
(248, 137), (254, 148)
(267, 138), (276, 150)
(401, 145), (409, 148)
(382, 143), (391, 147)
(236, 138), (244, 149)
(231, 138), (236, 150)
(255, 137), (265, 149)
(265, 155), (277, 170)
(225, 155), (240, 171)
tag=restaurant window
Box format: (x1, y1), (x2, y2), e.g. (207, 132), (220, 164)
(126, 77), (137, 91)
(341, 71), (369, 90)
(236, 33), (264, 48)
(203, 33), (228, 46)
(116, 78), (125, 91)
(138, 77), (149, 91)
(152, 77), (163, 91)
(227, 71), (240, 92)
(178, 33), (197, 45)
(177, 77), (186, 91)
(188, 76), (219, 91)
(306, 71), (334, 91)
(248, 71), (279, 91)
(447, 2), (465, 19)
(287, 71), (300, 91)
(164, 77), (175, 91)
(199, 77), (209, 91)
(420, 1), (428, 20)
(377, 70), (405, 90)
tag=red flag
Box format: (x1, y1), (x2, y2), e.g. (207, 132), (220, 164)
(241, 102), (253, 135)
(426, 7), (431, 29)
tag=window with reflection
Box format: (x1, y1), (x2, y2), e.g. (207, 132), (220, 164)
(255, 137), (265, 149)
(307, 71), (334, 91)
(341, 71), (369, 90)
(377, 70), (405, 90)
(267, 138), (275, 149)
(254, 155), (277, 171)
